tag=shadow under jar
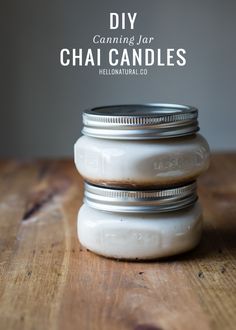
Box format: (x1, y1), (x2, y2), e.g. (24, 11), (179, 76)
(78, 182), (202, 260)
(74, 104), (210, 188)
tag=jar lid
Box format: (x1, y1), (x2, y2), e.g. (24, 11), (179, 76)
(84, 181), (197, 213)
(82, 103), (199, 139)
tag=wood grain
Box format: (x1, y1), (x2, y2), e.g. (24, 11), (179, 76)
(0, 154), (236, 330)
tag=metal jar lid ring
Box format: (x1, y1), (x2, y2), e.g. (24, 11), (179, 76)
(84, 181), (198, 213)
(82, 103), (199, 140)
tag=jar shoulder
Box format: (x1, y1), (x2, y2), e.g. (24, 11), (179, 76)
(79, 202), (202, 223)
(75, 134), (209, 146)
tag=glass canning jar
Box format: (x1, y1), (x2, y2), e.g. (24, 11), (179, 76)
(74, 104), (210, 188)
(77, 182), (202, 260)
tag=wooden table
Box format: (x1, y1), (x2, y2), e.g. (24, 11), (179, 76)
(0, 154), (236, 330)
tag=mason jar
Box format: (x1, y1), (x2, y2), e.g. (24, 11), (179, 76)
(78, 182), (202, 260)
(74, 104), (210, 188)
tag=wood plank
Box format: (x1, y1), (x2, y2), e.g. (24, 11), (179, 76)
(0, 161), (39, 279)
(0, 155), (235, 330)
(0, 160), (81, 329)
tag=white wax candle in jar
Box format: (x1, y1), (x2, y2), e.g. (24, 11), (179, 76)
(74, 104), (210, 188)
(78, 182), (202, 260)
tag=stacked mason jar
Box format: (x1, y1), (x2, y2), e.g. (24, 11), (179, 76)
(74, 104), (210, 260)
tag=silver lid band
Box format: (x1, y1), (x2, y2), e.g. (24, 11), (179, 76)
(84, 182), (198, 213)
(82, 103), (199, 140)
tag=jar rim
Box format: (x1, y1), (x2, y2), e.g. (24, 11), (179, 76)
(82, 103), (199, 140)
(84, 181), (198, 213)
